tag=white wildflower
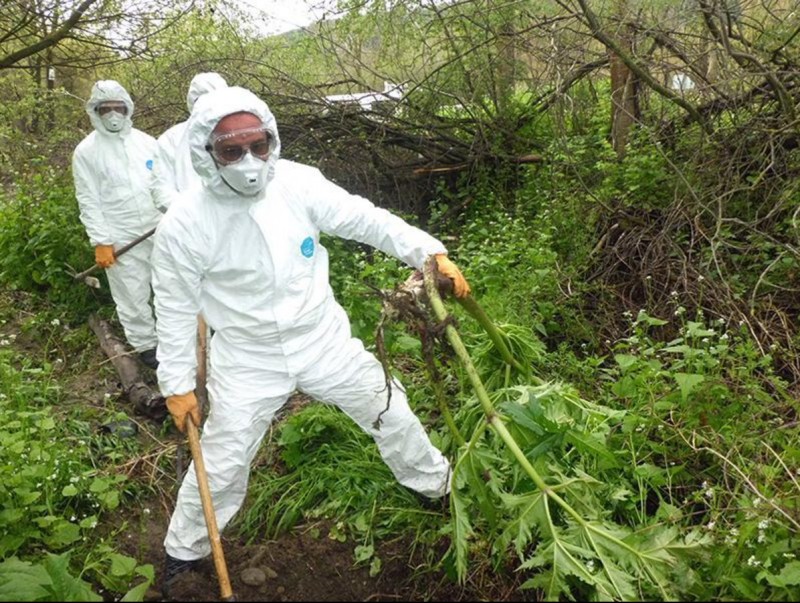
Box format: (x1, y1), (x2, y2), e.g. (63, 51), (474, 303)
(50, 318), (60, 326)
(706, 521), (716, 530)
(746, 555), (760, 567)
(758, 519), (769, 530)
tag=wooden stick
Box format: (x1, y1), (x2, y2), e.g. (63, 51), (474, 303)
(185, 417), (234, 601)
(73, 226), (157, 282)
(196, 315), (209, 416)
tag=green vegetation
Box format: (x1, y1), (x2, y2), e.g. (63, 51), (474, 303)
(1, 0), (799, 600)
(0, 319), (155, 600)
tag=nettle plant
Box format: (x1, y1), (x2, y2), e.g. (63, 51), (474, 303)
(598, 303), (800, 601)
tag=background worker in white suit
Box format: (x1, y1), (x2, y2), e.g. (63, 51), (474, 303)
(153, 72), (228, 211)
(72, 79), (162, 369)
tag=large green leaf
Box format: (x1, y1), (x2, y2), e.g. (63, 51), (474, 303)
(0, 557), (51, 602)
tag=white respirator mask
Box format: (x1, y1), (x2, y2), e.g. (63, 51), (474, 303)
(100, 111), (125, 133)
(218, 152), (269, 197)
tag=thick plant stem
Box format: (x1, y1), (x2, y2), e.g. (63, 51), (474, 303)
(424, 262), (497, 422)
(429, 365), (466, 446)
(455, 295), (531, 377)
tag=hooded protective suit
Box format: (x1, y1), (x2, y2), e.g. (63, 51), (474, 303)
(153, 73), (228, 211)
(72, 80), (161, 353)
(151, 86), (452, 561)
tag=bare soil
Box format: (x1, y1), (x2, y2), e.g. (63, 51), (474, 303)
(113, 499), (523, 602)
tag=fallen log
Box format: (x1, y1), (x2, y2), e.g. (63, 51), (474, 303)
(88, 314), (167, 422)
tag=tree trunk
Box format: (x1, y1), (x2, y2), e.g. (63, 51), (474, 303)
(609, 18), (639, 159)
(88, 314), (167, 421)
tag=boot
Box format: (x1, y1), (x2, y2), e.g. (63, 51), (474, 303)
(162, 554), (202, 599)
(138, 348), (159, 369)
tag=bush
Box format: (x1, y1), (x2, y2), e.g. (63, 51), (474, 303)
(0, 168), (104, 318)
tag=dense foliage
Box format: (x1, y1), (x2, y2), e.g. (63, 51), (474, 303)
(0, 0), (798, 600)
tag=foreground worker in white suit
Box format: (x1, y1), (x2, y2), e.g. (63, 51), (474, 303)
(153, 72), (228, 211)
(72, 80), (162, 370)
(150, 86), (471, 593)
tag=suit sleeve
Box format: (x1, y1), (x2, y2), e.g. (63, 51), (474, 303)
(152, 135), (179, 213)
(151, 212), (204, 397)
(305, 167), (446, 269)
(72, 148), (113, 246)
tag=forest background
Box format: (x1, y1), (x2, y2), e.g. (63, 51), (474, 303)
(0, 0), (799, 601)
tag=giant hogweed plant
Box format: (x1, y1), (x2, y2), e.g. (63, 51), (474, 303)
(413, 261), (710, 601)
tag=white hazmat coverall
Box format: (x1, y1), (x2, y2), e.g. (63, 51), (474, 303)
(72, 80), (161, 353)
(151, 86), (452, 561)
(153, 72), (228, 212)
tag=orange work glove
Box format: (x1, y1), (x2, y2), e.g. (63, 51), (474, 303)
(434, 254), (471, 299)
(166, 391), (201, 433)
(94, 245), (116, 268)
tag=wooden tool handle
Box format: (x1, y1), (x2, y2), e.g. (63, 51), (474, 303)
(73, 227), (158, 281)
(186, 417), (234, 601)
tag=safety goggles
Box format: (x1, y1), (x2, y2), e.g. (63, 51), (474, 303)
(206, 126), (271, 164)
(96, 103), (128, 116)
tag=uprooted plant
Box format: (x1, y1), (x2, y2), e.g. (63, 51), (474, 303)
(375, 260), (712, 601)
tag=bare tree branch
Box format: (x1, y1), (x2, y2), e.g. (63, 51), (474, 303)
(0, 0), (99, 69)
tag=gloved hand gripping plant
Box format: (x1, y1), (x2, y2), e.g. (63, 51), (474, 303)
(376, 257), (710, 602)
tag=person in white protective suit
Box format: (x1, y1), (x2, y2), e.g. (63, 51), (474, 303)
(152, 72), (228, 212)
(72, 80), (162, 370)
(150, 86), (471, 591)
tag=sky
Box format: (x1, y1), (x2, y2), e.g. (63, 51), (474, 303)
(237, 0), (342, 35)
